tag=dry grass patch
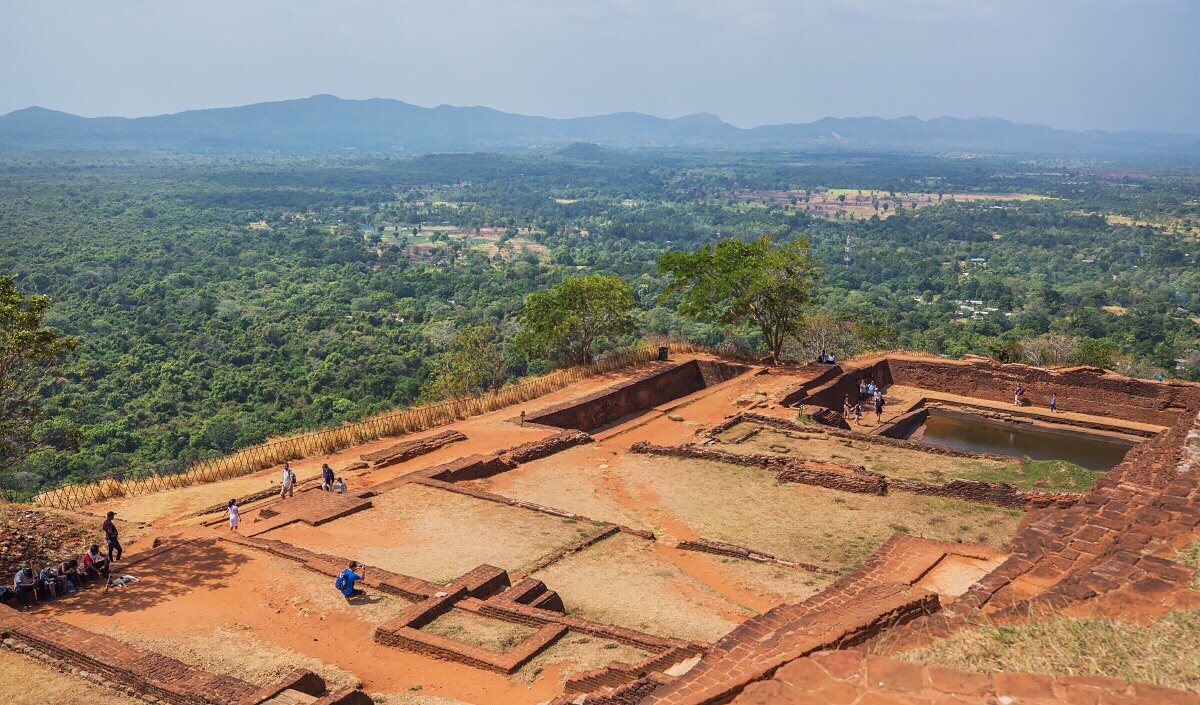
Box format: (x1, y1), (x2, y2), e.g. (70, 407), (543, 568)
(482, 445), (653, 530)
(93, 624), (361, 690)
(262, 483), (595, 583)
(370, 695), (473, 705)
(421, 609), (537, 653)
(532, 532), (744, 642)
(512, 633), (651, 684)
(0, 648), (144, 705)
(898, 609), (1200, 694)
(617, 455), (1021, 571)
(689, 551), (837, 604)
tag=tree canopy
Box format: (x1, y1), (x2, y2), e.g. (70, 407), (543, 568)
(516, 274), (635, 366)
(0, 276), (78, 472)
(658, 235), (820, 363)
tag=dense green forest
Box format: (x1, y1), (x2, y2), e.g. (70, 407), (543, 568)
(1, 148), (1198, 495)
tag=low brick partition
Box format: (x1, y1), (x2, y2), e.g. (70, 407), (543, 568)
(629, 441), (889, 496)
(726, 411), (1023, 464)
(221, 533), (439, 601)
(564, 645), (705, 696)
(370, 562), (689, 675)
(514, 524), (621, 579)
(360, 429), (467, 468)
(675, 537), (841, 576)
(729, 649), (1198, 705)
(648, 431), (1083, 511)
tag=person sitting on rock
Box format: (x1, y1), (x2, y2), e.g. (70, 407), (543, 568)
(59, 558), (83, 593)
(13, 566), (37, 610)
(82, 544), (108, 584)
(336, 561), (365, 600)
(333, 477), (347, 493)
(38, 564), (63, 599)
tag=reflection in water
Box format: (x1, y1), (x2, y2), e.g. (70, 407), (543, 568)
(910, 411), (1134, 471)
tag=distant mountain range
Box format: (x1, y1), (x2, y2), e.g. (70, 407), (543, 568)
(1, 94), (1197, 156)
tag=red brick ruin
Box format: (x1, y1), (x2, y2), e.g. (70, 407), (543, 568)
(6, 353), (1200, 705)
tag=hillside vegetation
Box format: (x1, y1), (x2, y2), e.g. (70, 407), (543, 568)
(0, 149), (1197, 496)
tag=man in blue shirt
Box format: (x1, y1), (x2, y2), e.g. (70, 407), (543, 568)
(336, 561), (365, 600)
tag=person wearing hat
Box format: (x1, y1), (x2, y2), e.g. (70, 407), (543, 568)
(102, 511), (122, 563)
(13, 565), (36, 610)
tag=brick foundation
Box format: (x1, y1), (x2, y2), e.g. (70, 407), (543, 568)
(360, 429), (467, 467)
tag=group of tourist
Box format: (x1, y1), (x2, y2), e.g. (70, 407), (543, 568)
(843, 379), (886, 425)
(268, 462), (363, 601)
(816, 351), (837, 364)
(320, 464), (347, 493)
(277, 461), (346, 502)
(4, 511), (125, 611)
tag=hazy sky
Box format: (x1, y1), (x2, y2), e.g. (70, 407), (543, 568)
(2, 0), (1197, 133)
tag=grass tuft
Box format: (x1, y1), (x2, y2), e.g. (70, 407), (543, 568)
(900, 609), (1200, 694)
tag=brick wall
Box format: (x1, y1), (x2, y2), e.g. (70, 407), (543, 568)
(527, 360), (748, 432)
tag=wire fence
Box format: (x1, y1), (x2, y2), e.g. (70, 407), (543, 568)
(23, 339), (751, 510)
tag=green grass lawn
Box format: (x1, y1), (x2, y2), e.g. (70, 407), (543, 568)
(956, 458), (1101, 493)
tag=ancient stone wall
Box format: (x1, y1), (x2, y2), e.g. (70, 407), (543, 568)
(527, 360), (748, 432)
(887, 357), (1200, 425)
(360, 429), (466, 468)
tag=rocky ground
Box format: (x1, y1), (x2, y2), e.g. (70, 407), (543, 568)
(0, 505), (110, 575)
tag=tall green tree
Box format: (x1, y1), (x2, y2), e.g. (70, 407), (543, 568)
(423, 324), (510, 400)
(0, 276), (78, 472)
(658, 235), (820, 363)
(517, 274), (635, 366)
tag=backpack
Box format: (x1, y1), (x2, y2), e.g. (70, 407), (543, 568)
(335, 571), (348, 592)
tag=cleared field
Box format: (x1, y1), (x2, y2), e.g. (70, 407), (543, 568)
(262, 483), (603, 583)
(479, 444), (655, 531)
(532, 532), (746, 642)
(612, 455), (1022, 572)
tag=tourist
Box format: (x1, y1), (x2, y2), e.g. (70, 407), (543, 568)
(828, 352), (836, 364)
(38, 565), (61, 599)
(280, 462), (296, 499)
(13, 566), (36, 611)
(227, 499), (240, 531)
(520, 410), (526, 426)
(867, 381), (877, 397)
(1014, 384), (1025, 406)
(82, 544), (108, 584)
(853, 402), (863, 426)
(1158, 373), (1164, 383)
(59, 558), (83, 593)
(843, 394), (852, 419)
(874, 395), (885, 424)
(102, 510), (122, 563)
(321, 463), (335, 491)
(817, 352), (825, 364)
(336, 561), (365, 600)
(1049, 394), (1058, 413)
(333, 477), (347, 493)
(858, 379), (867, 401)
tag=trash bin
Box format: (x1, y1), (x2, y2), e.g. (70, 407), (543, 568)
(657, 346), (669, 361)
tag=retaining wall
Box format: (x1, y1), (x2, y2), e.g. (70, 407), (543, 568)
(527, 360), (748, 433)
